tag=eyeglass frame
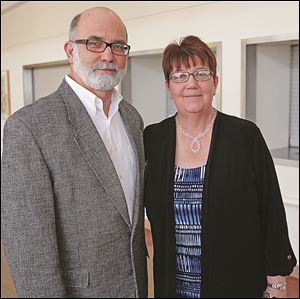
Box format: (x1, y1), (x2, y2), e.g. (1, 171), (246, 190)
(169, 69), (214, 83)
(70, 39), (131, 56)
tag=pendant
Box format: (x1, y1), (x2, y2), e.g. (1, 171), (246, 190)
(190, 138), (201, 153)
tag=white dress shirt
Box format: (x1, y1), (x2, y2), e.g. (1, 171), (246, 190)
(65, 75), (137, 223)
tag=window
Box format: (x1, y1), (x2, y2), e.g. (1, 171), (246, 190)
(242, 35), (299, 165)
(24, 61), (69, 105)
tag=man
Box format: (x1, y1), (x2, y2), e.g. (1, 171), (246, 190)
(1, 7), (147, 298)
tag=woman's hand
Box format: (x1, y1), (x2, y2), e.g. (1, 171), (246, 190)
(266, 275), (287, 298)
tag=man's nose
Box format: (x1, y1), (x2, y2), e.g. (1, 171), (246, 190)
(100, 46), (114, 62)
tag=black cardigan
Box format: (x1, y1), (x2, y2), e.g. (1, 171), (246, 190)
(144, 111), (296, 298)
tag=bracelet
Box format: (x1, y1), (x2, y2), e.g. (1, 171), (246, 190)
(262, 291), (277, 298)
(267, 282), (287, 291)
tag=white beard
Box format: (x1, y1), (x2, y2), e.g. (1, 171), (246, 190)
(72, 46), (126, 90)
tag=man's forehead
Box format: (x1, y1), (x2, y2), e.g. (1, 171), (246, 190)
(76, 14), (126, 40)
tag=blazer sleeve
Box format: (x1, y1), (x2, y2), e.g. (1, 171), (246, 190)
(253, 126), (297, 276)
(1, 116), (67, 297)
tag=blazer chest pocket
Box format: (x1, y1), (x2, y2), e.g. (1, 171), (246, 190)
(64, 269), (89, 288)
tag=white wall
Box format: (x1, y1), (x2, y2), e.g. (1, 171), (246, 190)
(1, 1), (299, 267)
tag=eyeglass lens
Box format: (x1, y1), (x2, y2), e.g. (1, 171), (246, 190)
(87, 40), (129, 55)
(171, 70), (212, 82)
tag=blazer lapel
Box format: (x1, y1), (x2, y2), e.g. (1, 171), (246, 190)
(58, 80), (131, 227)
(119, 101), (144, 231)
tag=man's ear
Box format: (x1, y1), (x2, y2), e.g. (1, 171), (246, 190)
(64, 41), (74, 64)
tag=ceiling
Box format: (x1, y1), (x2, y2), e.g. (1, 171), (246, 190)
(1, 1), (218, 19)
(1, 1), (28, 14)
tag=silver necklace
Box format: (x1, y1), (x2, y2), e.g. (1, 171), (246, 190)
(176, 109), (217, 153)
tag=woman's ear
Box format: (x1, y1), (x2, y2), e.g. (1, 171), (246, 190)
(165, 80), (171, 93)
(213, 75), (219, 90)
(165, 81), (173, 100)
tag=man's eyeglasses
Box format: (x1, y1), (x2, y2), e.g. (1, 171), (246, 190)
(71, 39), (130, 56)
(169, 69), (214, 83)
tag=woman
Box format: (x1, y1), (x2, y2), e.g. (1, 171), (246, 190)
(144, 36), (296, 298)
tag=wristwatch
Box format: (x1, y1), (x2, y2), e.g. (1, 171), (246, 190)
(267, 282), (287, 291)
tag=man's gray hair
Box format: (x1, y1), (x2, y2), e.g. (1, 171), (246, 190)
(69, 13), (81, 41)
(68, 10), (128, 42)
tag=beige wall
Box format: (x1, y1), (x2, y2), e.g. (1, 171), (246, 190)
(1, 1), (299, 266)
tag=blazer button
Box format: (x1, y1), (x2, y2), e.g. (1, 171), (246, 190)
(128, 269), (133, 275)
(287, 255), (292, 260)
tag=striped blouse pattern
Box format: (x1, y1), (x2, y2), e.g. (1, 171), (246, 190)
(174, 165), (205, 298)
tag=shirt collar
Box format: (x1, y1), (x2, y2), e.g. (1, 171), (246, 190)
(65, 75), (123, 118)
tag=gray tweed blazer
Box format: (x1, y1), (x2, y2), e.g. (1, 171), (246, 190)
(1, 79), (147, 298)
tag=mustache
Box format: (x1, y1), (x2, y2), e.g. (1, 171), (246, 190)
(92, 62), (118, 72)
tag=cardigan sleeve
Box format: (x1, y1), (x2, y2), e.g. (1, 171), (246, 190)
(253, 126), (297, 276)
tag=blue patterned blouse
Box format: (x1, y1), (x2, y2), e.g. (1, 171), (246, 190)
(174, 165), (205, 298)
